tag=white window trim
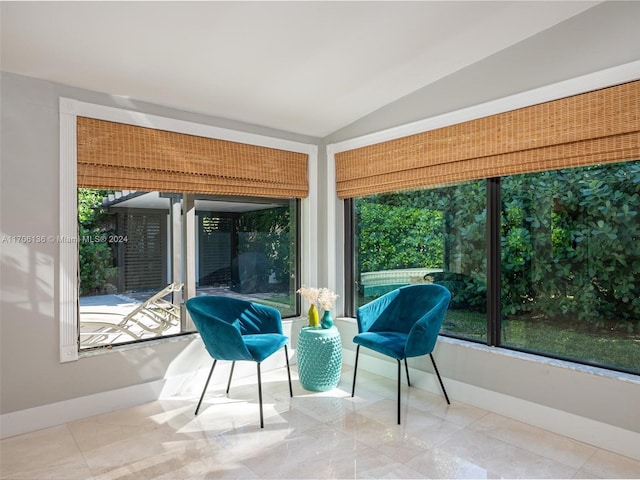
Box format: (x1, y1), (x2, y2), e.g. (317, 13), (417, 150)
(59, 99), (319, 362)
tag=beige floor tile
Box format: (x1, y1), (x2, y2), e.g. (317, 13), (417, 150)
(236, 424), (374, 478)
(0, 425), (91, 480)
(434, 428), (579, 478)
(405, 446), (501, 479)
(2, 366), (636, 480)
(576, 448), (640, 479)
(468, 412), (597, 469)
(424, 398), (490, 428)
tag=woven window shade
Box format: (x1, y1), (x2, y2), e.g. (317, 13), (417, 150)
(77, 117), (309, 198)
(336, 80), (640, 198)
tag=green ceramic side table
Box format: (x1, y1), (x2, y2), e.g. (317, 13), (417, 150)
(297, 326), (342, 391)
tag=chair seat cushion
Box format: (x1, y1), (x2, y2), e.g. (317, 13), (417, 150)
(353, 331), (407, 360)
(244, 333), (289, 363)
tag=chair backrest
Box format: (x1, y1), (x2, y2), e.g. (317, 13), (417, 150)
(185, 296), (283, 361)
(357, 284), (451, 356)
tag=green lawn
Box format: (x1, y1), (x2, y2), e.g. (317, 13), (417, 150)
(443, 309), (640, 373)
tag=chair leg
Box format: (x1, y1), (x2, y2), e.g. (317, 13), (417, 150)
(429, 353), (450, 405)
(284, 345), (293, 397)
(195, 359), (217, 415)
(257, 362), (264, 428)
(226, 361), (235, 394)
(351, 345), (360, 397)
(404, 358), (411, 387)
(397, 359), (402, 425)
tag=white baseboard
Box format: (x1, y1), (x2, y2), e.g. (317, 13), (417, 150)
(0, 379), (166, 439)
(0, 353), (291, 440)
(343, 349), (640, 462)
(1, 321), (300, 440)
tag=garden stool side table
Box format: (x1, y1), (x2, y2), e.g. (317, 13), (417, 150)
(297, 326), (342, 391)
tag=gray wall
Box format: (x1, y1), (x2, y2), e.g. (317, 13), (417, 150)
(0, 72), (319, 415)
(326, 0), (640, 143)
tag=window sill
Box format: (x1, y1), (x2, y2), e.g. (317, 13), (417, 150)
(78, 318), (300, 359)
(78, 332), (200, 358)
(335, 316), (639, 384)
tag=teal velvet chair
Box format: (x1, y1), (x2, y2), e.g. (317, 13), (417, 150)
(185, 295), (293, 428)
(351, 284), (451, 424)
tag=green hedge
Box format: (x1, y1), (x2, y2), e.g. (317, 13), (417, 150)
(357, 161), (640, 329)
(78, 189), (117, 296)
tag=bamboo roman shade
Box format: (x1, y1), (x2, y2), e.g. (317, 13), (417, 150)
(335, 80), (640, 198)
(77, 117), (309, 198)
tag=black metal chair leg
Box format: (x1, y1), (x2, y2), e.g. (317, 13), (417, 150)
(404, 358), (411, 387)
(351, 345), (360, 397)
(397, 359), (402, 425)
(284, 345), (293, 397)
(257, 362), (264, 428)
(430, 353), (450, 404)
(226, 361), (235, 394)
(195, 359), (217, 415)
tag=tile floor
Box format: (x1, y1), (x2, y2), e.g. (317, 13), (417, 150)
(2, 365), (639, 479)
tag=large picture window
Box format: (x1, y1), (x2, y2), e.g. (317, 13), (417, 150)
(59, 98), (315, 362)
(500, 161), (640, 372)
(78, 189), (299, 350)
(353, 180), (487, 342)
(348, 161), (640, 374)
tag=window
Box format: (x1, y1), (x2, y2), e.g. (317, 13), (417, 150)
(352, 180), (487, 342)
(196, 196), (298, 319)
(338, 76), (639, 374)
(78, 189), (179, 349)
(78, 189), (299, 350)
(348, 161), (640, 374)
(59, 98), (315, 361)
(500, 161), (640, 372)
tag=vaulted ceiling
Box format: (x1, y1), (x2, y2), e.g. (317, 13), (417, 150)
(1, 1), (604, 137)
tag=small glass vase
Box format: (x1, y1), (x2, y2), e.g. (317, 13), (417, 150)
(308, 303), (320, 328)
(321, 309), (333, 329)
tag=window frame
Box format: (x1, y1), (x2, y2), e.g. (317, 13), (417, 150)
(333, 61), (640, 375)
(344, 165), (639, 375)
(59, 98), (318, 362)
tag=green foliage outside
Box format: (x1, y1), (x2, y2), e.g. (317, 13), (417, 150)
(78, 188), (117, 296)
(357, 179), (488, 310)
(358, 161), (639, 328)
(356, 161), (640, 371)
(236, 203), (295, 288)
(501, 163), (640, 331)
(356, 202), (443, 272)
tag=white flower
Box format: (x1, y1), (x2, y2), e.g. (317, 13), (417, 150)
(297, 286), (320, 305)
(317, 288), (338, 311)
(298, 286), (339, 311)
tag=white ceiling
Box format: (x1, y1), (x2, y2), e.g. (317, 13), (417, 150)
(1, 1), (601, 138)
